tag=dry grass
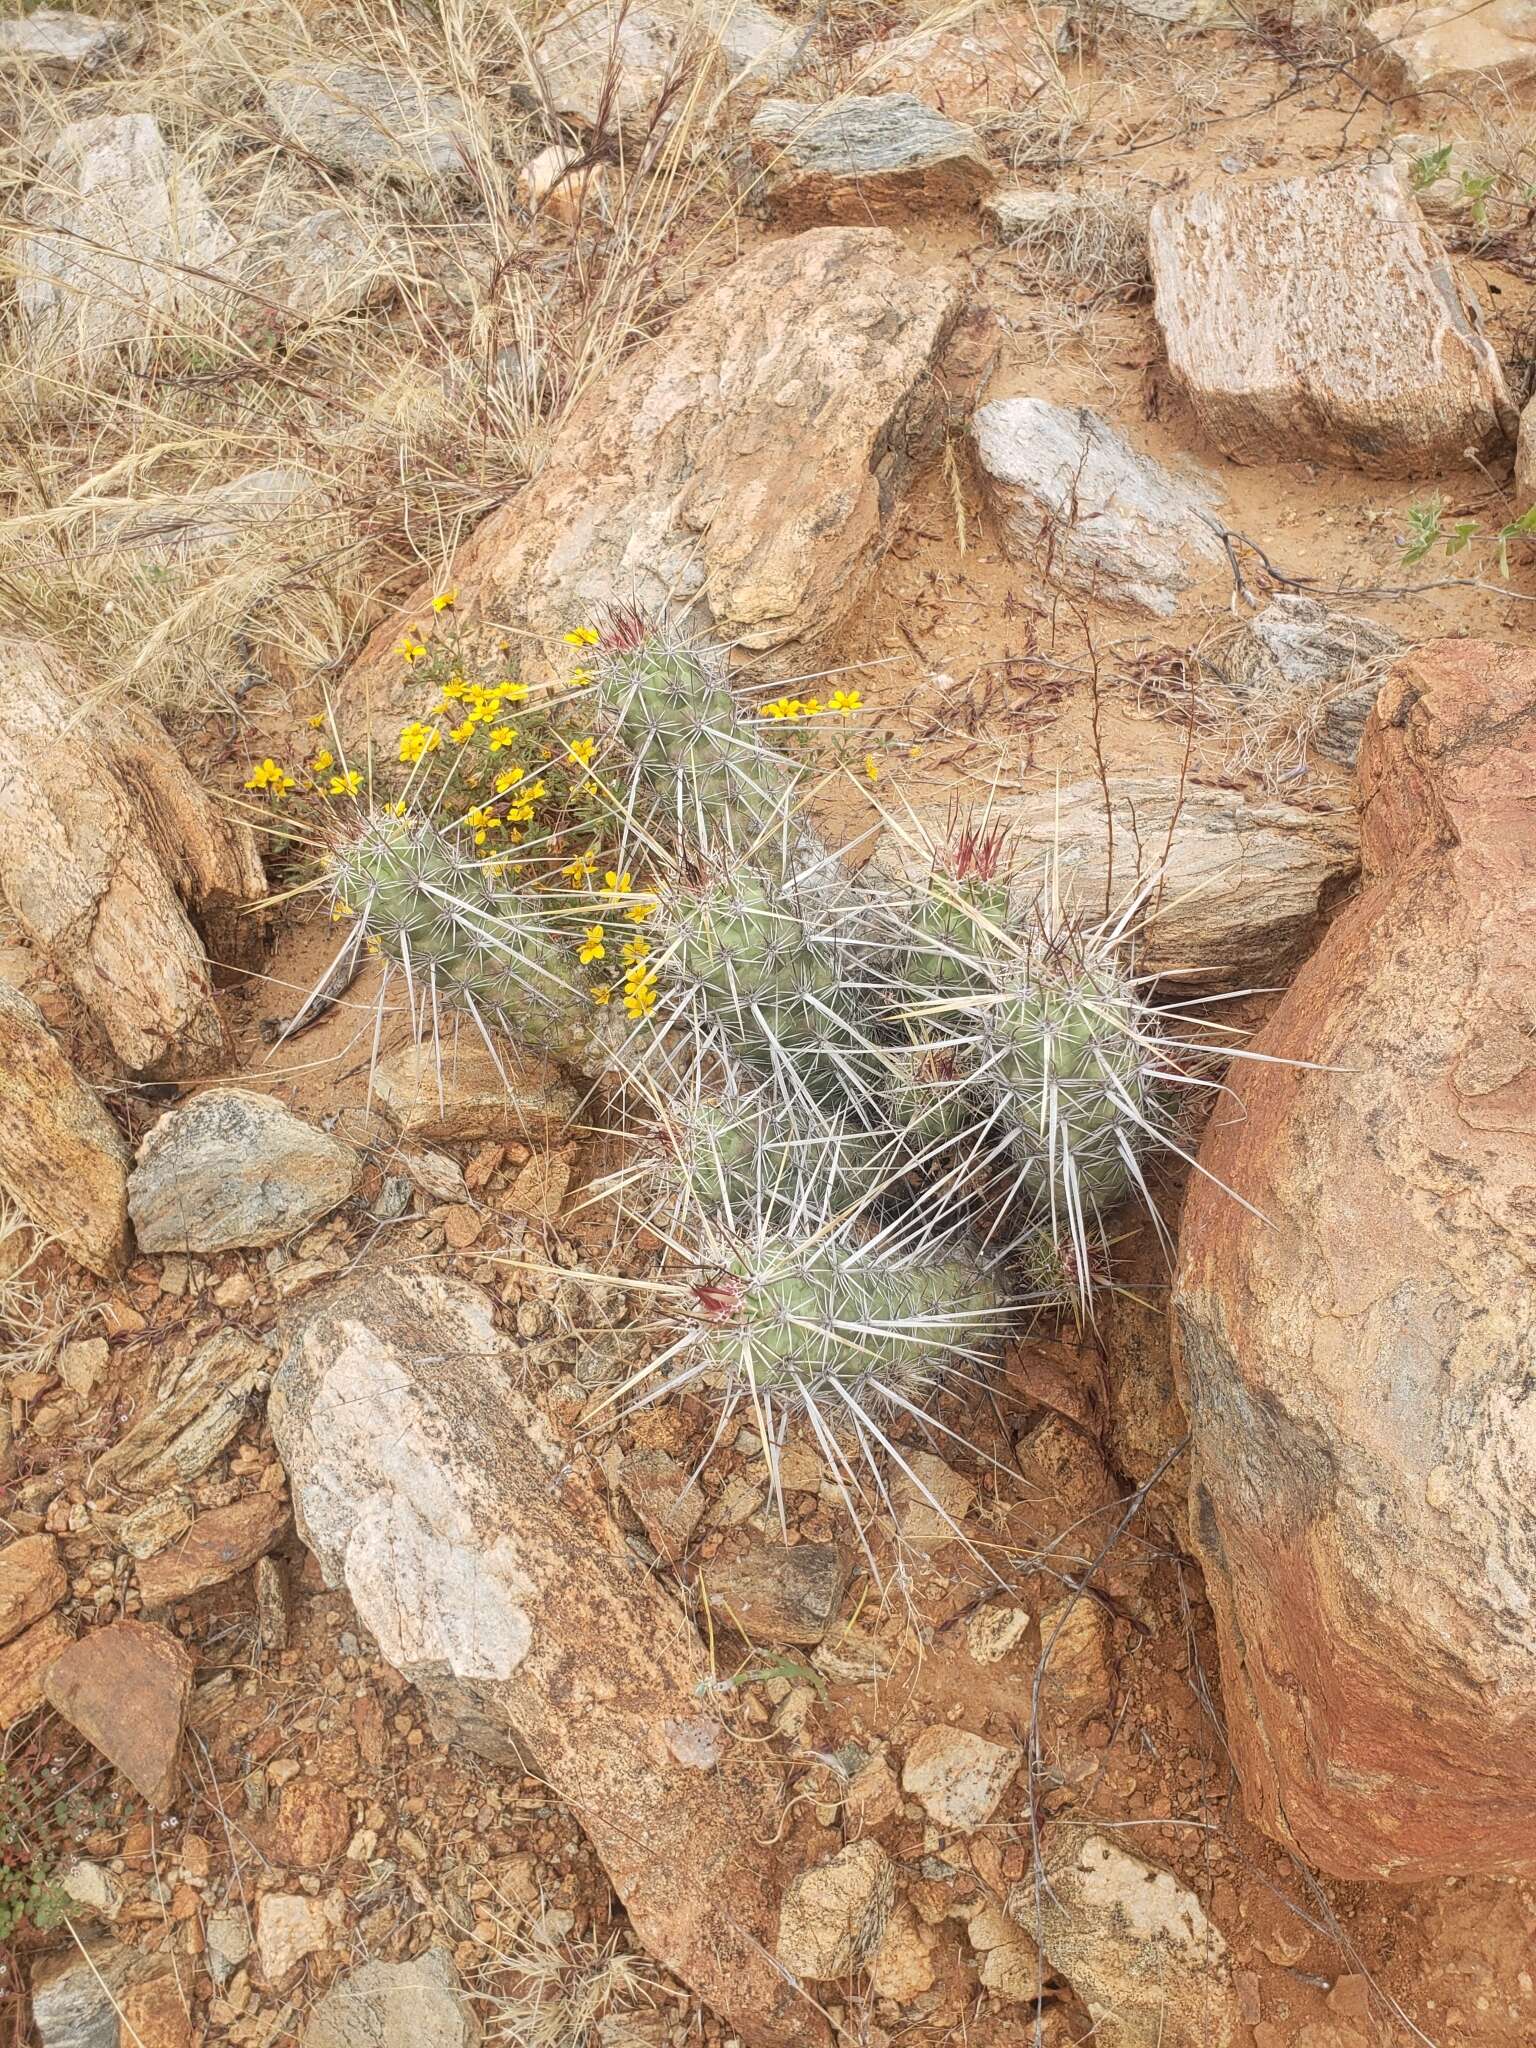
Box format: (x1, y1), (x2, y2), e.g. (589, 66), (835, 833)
(0, 0), (748, 734)
(465, 1889), (664, 2047)
(988, 184), (1151, 293)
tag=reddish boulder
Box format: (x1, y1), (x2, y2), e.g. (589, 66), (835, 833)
(1175, 640), (1536, 1880)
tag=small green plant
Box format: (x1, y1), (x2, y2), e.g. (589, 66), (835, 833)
(0, 1745), (98, 1943)
(1407, 143), (1501, 226)
(1400, 494), (1536, 577)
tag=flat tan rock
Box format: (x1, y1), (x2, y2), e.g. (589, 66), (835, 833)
(995, 776), (1360, 983)
(92, 1327), (271, 1492)
(1031, 1829), (1241, 2046)
(0, 1613), (71, 1726)
(1364, 0), (1536, 97)
(776, 1839), (894, 1979)
(45, 1619), (192, 1810)
(0, 1535), (66, 1647)
(372, 1035), (576, 1143)
(0, 641), (264, 1077)
(750, 94), (994, 223)
(342, 230), (960, 716)
(272, 1268), (822, 2046)
(1148, 164), (1515, 475)
(135, 1494), (290, 1606)
(851, 9), (1063, 116)
(0, 983), (131, 1275)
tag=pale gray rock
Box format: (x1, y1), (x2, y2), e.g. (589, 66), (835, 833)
(205, 1908), (253, 1987)
(103, 466), (328, 560)
(302, 1948), (480, 2048)
(264, 65), (469, 180)
(0, 10), (137, 77)
(534, 0), (804, 139)
(713, 0), (805, 81)
(972, 397), (1226, 616)
(270, 1268), (815, 2046)
(776, 1840), (894, 1980)
(533, 0), (692, 133)
(16, 114), (233, 364)
(997, 775), (1360, 983)
(751, 93), (994, 222)
(246, 208), (400, 318)
(129, 1089), (359, 1253)
(1026, 1830), (1242, 2047)
(1148, 165), (1515, 475)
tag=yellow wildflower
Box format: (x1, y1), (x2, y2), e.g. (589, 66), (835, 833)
(328, 770), (364, 797)
(589, 982), (612, 1006)
(623, 964), (659, 1019)
(562, 851), (597, 884)
(448, 719), (476, 745)
(626, 896), (656, 923)
(801, 697), (824, 717)
(567, 736), (596, 767)
(563, 625), (600, 647)
(463, 806), (500, 846)
(432, 589), (457, 612)
(864, 753), (880, 782)
(244, 758), (295, 796)
(384, 800), (409, 818)
(621, 937), (650, 966)
(306, 713), (325, 730)
(499, 682), (529, 705)
(494, 766), (527, 795)
(397, 721), (442, 764)
(602, 870), (632, 899)
(579, 924), (606, 965)
(568, 667), (593, 688)
(310, 749), (335, 774)
(396, 630), (427, 665)
(487, 726), (519, 752)
(830, 688), (863, 715)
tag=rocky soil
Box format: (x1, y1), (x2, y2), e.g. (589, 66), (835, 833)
(3, 0), (1536, 2045)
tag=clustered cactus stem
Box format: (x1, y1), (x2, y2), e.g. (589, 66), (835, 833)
(324, 609), (1208, 1544)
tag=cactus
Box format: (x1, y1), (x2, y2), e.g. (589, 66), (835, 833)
(616, 1071), (907, 1238)
(327, 812), (602, 1063)
(601, 1195), (1016, 1540)
(583, 612), (807, 866)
